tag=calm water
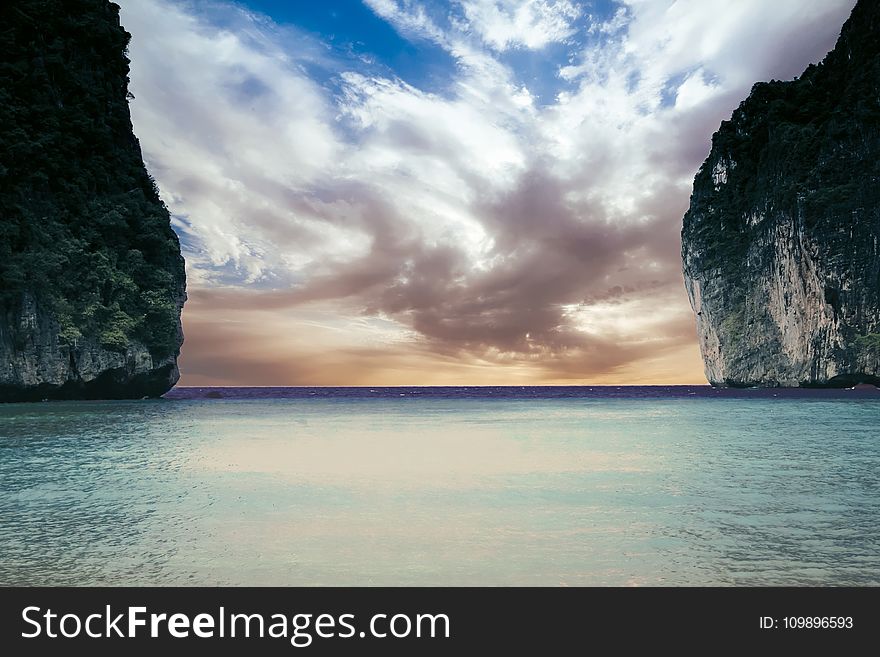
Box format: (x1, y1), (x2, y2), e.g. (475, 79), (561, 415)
(1, 386), (878, 586)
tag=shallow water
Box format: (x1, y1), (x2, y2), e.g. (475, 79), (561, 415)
(1, 386), (878, 585)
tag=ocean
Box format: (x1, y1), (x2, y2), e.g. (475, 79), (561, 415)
(1, 386), (878, 586)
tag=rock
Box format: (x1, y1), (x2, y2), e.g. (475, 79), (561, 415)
(0, 291), (182, 401)
(681, 0), (880, 388)
(0, 1), (186, 402)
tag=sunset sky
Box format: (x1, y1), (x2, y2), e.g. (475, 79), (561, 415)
(118, 0), (855, 386)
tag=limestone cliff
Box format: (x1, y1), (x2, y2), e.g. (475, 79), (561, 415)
(0, 0), (185, 401)
(681, 0), (880, 387)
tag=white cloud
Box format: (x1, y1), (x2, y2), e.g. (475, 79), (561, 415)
(457, 0), (582, 51)
(362, 0), (450, 44)
(122, 0), (345, 283)
(674, 68), (720, 111)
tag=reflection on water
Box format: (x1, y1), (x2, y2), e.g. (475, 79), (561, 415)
(1, 392), (878, 585)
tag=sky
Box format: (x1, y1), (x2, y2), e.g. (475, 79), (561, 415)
(117, 0), (856, 386)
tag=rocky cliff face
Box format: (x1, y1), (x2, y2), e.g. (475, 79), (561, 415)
(0, 0), (185, 401)
(681, 0), (880, 387)
(0, 291), (183, 401)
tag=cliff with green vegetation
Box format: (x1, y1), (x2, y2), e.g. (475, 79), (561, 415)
(681, 0), (880, 387)
(0, 0), (185, 401)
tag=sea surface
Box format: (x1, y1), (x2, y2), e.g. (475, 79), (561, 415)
(1, 386), (878, 586)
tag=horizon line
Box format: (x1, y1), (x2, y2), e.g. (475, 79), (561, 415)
(172, 383), (714, 388)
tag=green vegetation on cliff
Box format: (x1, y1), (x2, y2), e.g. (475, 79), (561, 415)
(683, 0), (880, 280)
(855, 333), (880, 357)
(0, 0), (184, 359)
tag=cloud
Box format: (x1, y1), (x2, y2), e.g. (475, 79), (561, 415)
(121, 0), (345, 284)
(118, 0), (857, 384)
(362, 0), (450, 44)
(457, 0), (582, 51)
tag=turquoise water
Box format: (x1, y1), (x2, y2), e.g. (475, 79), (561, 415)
(1, 388), (878, 586)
